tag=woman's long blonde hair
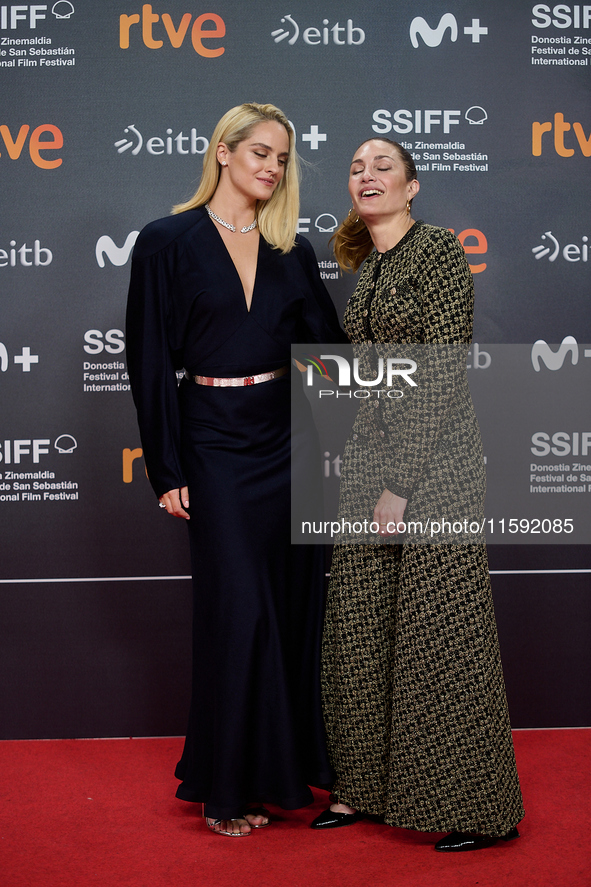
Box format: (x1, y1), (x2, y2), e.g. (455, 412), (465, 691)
(332, 138), (418, 272)
(173, 102), (299, 254)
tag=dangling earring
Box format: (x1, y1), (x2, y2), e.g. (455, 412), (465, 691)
(347, 207), (360, 223)
(406, 200), (411, 214)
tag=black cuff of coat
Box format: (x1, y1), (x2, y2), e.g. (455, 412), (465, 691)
(382, 478), (414, 501)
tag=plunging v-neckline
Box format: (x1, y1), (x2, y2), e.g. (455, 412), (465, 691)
(210, 218), (260, 313)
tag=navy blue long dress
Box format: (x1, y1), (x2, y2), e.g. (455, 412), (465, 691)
(126, 206), (344, 820)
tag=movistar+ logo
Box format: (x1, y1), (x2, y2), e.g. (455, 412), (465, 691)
(96, 232), (139, 268)
(409, 13), (488, 47)
(531, 336), (579, 371)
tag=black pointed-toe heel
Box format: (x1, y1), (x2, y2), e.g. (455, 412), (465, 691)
(435, 827), (520, 852)
(310, 806), (362, 829)
(500, 827), (520, 842)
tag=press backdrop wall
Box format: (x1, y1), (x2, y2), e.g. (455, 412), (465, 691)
(1, 1), (589, 739)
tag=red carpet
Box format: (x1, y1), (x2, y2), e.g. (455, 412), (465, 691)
(1, 730), (589, 887)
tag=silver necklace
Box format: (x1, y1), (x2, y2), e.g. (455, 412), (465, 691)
(205, 204), (257, 234)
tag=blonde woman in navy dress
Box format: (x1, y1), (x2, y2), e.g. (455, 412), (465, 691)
(126, 103), (344, 836)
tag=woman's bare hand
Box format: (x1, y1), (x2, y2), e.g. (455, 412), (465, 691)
(373, 488), (407, 536)
(159, 486), (190, 519)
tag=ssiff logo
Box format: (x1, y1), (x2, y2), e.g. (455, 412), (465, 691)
(0, 3), (74, 29)
(296, 213), (339, 234)
(119, 6), (225, 56)
(372, 107), (487, 135)
(409, 13), (488, 47)
(272, 14), (365, 45)
(0, 435), (77, 463)
(532, 6), (591, 29)
(52, 2), (74, 19)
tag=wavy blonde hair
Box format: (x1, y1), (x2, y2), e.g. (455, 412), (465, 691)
(332, 138), (418, 272)
(173, 102), (299, 253)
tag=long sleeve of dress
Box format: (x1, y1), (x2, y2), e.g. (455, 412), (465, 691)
(381, 230), (474, 499)
(347, 224), (475, 501)
(295, 237), (348, 345)
(125, 225), (187, 499)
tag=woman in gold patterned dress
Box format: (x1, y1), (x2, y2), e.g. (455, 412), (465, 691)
(311, 138), (524, 851)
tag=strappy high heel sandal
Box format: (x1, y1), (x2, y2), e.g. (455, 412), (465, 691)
(203, 804), (251, 837)
(243, 805), (271, 828)
(205, 817), (251, 837)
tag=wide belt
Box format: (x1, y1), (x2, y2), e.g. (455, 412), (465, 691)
(185, 365), (289, 388)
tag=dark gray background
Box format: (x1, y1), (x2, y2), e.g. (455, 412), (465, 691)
(1, 1), (589, 737)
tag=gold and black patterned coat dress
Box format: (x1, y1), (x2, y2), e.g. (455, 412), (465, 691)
(321, 221), (524, 835)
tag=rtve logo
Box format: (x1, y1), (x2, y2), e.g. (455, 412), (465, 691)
(448, 229), (488, 274)
(122, 447), (145, 483)
(409, 13), (488, 47)
(271, 14), (365, 45)
(119, 5), (225, 56)
(0, 123), (63, 168)
(532, 113), (591, 155)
